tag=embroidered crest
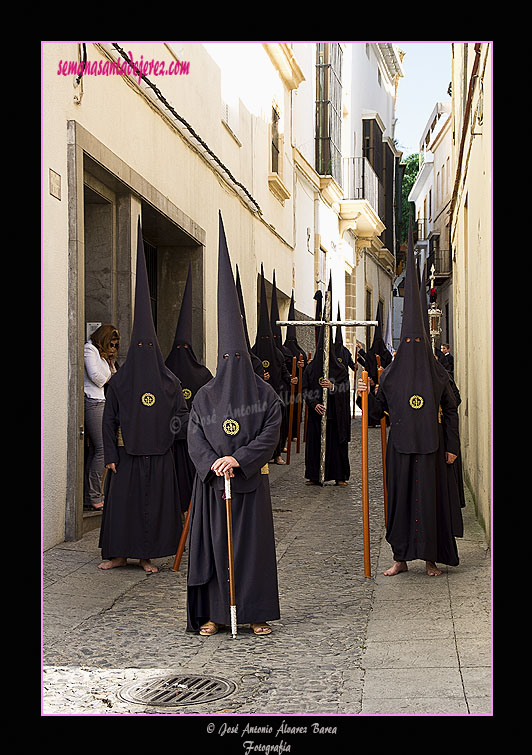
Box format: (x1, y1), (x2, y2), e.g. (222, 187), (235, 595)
(141, 392), (156, 407)
(409, 395), (424, 409)
(262, 359), (270, 369)
(182, 388), (192, 400)
(223, 418), (240, 436)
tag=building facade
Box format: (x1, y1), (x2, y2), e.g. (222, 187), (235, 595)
(42, 42), (403, 548)
(449, 42), (492, 540)
(408, 101), (454, 349)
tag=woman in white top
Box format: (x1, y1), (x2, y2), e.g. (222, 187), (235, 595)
(84, 325), (120, 510)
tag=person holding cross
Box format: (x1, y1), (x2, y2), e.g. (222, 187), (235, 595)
(302, 309), (351, 486)
(356, 219), (464, 576)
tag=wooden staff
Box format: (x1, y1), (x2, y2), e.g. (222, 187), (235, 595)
(225, 473), (237, 638)
(296, 353), (303, 453)
(286, 356), (297, 464)
(376, 355), (388, 526)
(352, 344), (359, 418)
(303, 351), (311, 443)
(172, 501), (191, 572)
(361, 369), (371, 578)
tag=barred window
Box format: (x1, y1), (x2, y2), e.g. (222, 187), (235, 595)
(315, 43), (343, 186)
(271, 104), (280, 174)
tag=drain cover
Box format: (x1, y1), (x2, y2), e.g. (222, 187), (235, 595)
(118, 674), (236, 707)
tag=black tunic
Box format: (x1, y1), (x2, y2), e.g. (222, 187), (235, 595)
(186, 378), (282, 631)
(99, 380), (188, 560)
(303, 369), (351, 483)
(185, 212), (282, 631)
(365, 381), (463, 565)
(98, 218), (189, 559)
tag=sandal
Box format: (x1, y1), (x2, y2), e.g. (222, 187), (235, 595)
(335, 481), (348, 486)
(199, 621), (219, 636)
(84, 502), (104, 511)
(251, 622), (272, 635)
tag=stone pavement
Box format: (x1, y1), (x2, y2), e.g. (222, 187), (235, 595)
(42, 417), (492, 720)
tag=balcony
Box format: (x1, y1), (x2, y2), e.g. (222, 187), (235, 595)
(338, 156), (386, 248)
(415, 218), (429, 242)
(342, 157), (384, 218)
(427, 248), (452, 280)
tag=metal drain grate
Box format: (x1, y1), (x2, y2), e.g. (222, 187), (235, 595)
(118, 674), (236, 707)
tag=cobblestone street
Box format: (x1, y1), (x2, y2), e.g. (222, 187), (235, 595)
(42, 416), (491, 723)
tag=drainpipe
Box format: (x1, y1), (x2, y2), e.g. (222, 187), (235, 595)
(449, 43), (482, 220)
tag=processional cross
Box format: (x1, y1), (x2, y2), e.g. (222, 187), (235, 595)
(277, 289), (378, 577)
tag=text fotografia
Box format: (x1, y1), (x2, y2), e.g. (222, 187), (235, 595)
(208, 720), (338, 752)
(57, 55), (190, 83)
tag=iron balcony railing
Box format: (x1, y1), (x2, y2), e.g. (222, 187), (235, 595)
(427, 248), (452, 278)
(342, 157), (384, 221)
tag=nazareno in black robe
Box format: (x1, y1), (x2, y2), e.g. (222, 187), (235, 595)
(186, 213), (282, 631)
(303, 310), (351, 484)
(252, 264), (291, 459)
(362, 218), (464, 566)
(99, 220), (188, 560)
(165, 263), (213, 511)
(235, 264), (265, 379)
(283, 291), (308, 439)
(270, 270), (295, 452)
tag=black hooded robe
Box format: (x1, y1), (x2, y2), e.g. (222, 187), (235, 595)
(252, 265), (290, 460)
(100, 382), (188, 560)
(186, 392), (282, 630)
(99, 220), (187, 561)
(284, 291), (308, 440)
(165, 264), (213, 511)
(303, 322), (351, 484)
(364, 379), (463, 565)
(360, 219), (464, 566)
(186, 213), (282, 632)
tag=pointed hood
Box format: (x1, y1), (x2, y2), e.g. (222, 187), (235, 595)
(270, 270), (292, 360)
(192, 212), (275, 461)
(306, 302), (348, 388)
(235, 264), (265, 377)
(165, 263), (213, 408)
(365, 300), (393, 382)
(379, 216), (449, 454)
(251, 264), (283, 392)
(334, 303), (352, 367)
(283, 291), (308, 366)
(110, 218), (179, 455)
(313, 289), (323, 349)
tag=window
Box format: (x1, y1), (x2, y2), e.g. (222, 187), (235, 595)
(271, 104), (280, 174)
(315, 43), (343, 185)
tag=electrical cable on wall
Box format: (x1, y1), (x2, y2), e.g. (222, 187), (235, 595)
(111, 43), (262, 216)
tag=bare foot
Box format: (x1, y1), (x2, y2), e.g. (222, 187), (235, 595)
(98, 557), (128, 570)
(274, 456), (286, 465)
(425, 561), (442, 576)
(139, 559), (158, 573)
(384, 561), (408, 576)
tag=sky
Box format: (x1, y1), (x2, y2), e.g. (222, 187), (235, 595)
(392, 42), (453, 158)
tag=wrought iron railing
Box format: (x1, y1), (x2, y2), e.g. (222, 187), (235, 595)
(427, 248), (452, 277)
(342, 157), (384, 220)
